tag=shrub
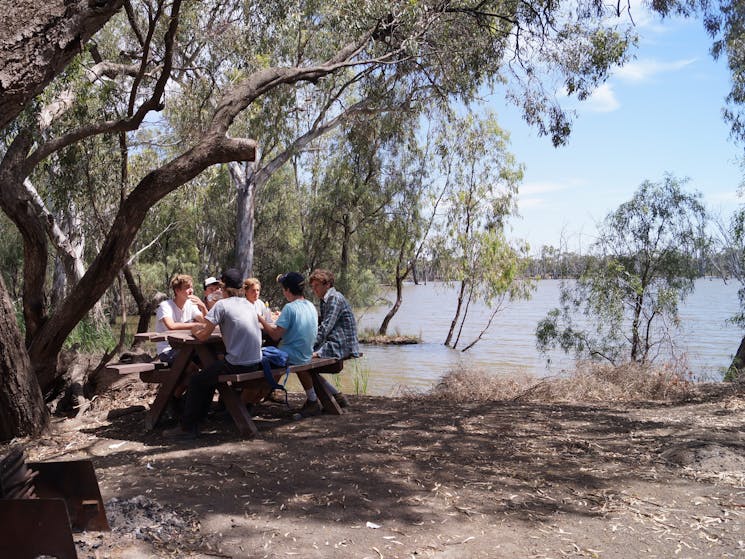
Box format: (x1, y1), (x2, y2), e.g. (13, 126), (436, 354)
(425, 360), (695, 403)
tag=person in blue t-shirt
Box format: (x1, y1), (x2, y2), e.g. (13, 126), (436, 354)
(258, 272), (321, 417)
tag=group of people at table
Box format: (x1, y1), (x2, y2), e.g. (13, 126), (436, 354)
(153, 268), (360, 439)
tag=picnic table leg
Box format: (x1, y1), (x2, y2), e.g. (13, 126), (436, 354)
(217, 384), (260, 438)
(144, 348), (192, 431)
(312, 372), (343, 415)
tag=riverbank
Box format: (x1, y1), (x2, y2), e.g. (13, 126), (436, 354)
(4, 377), (744, 558)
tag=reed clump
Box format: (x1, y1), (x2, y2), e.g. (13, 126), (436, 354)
(358, 327), (420, 345)
(425, 360), (697, 403)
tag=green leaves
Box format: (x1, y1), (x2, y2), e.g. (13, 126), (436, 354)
(537, 175), (709, 365)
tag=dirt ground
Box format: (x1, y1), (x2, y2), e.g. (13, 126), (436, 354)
(5, 379), (745, 559)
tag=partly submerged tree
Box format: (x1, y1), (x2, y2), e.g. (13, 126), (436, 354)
(432, 111), (532, 351)
(536, 176), (709, 365)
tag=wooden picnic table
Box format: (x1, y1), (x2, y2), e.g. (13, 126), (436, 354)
(139, 329), (220, 431)
(131, 329), (346, 437)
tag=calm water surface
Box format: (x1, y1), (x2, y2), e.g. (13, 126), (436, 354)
(348, 279), (742, 396)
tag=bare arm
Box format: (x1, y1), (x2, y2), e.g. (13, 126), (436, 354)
(188, 295), (209, 318)
(160, 316), (197, 330)
(191, 319), (216, 341)
(258, 314), (285, 341)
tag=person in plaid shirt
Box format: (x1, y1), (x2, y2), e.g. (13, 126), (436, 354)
(309, 269), (360, 360)
(308, 269), (360, 409)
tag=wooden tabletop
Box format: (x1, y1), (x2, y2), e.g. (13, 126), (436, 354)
(134, 327), (221, 344)
(166, 328), (222, 346)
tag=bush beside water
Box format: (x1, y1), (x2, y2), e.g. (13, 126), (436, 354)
(426, 361), (698, 403)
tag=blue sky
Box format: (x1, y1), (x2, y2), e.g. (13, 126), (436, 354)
(488, 11), (744, 254)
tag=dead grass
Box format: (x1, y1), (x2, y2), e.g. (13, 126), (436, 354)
(425, 360), (700, 403)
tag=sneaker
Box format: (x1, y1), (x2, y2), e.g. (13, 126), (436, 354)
(334, 392), (349, 408)
(267, 389), (287, 404)
(162, 425), (199, 440)
(296, 399), (322, 417)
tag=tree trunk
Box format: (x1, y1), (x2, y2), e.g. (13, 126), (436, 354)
(452, 283), (475, 349)
(230, 161), (256, 278)
(0, 134), (51, 345)
(445, 280), (467, 347)
(122, 265), (164, 345)
(630, 295), (644, 362)
(0, 275), (49, 441)
(379, 273), (404, 336)
(725, 335), (745, 381)
(0, 0), (125, 131)
(340, 213), (351, 292)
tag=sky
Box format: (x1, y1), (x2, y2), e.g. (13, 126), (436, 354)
(487, 10), (744, 254)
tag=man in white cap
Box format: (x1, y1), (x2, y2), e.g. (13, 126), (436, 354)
(203, 276), (222, 311)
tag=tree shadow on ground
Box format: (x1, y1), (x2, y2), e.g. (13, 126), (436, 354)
(76, 394), (692, 530)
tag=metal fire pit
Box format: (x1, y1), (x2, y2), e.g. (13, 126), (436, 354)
(1, 446), (110, 559)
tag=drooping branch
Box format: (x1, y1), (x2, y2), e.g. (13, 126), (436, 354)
(209, 33), (377, 135)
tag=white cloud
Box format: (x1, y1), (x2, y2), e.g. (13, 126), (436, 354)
(577, 57), (695, 114)
(582, 83), (620, 113)
(519, 180), (581, 209)
(615, 58), (697, 83)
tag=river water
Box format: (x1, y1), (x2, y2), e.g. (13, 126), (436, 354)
(349, 278), (743, 396)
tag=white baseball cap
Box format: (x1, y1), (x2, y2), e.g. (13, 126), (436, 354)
(203, 276), (220, 289)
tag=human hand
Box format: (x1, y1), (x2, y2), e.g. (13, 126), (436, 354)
(189, 294), (207, 313)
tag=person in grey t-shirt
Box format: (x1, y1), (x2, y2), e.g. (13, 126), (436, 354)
(164, 268), (262, 439)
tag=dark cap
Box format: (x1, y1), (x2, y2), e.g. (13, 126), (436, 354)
(277, 271), (305, 291)
(221, 268), (243, 289)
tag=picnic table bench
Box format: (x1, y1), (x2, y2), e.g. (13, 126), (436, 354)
(107, 330), (348, 437)
(104, 329), (175, 375)
(216, 356), (345, 437)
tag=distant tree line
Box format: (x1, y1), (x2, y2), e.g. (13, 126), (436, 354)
(523, 244), (738, 281)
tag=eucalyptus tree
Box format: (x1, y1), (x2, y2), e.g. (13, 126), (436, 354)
(0, 0), (637, 439)
(536, 176), (709, 365)
(0, 0), (125, 131)
(432, 111), (531, 351)
(306, 111), (418, 295)
(202, 21), (424, 279)
(371, 118), (449, 335)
